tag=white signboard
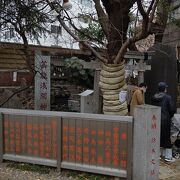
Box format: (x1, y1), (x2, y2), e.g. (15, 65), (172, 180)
(13, 72), (17, 82)
(79, 89), (94, 96)
(35, 54), (51, 110)
(119, 91), (127, 103)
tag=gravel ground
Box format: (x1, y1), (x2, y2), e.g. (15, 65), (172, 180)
(0, 160), (180, 180)
(0, 163), (74, 180)
(0, 162), (111, 180)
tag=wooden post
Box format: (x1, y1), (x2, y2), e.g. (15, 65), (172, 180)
(57, 117), (62, 172)
(138, 71), (144, 84)
(133, 105), (161, 180)
(138, 60), (145, 84)
(93, 70), (101, 114)
(0, 113), (3, 163)
(82, 60), (102, 114)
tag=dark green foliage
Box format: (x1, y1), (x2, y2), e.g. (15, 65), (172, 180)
(65, 57), (94, 89)
(170, 18), (180, 27)
(0, 0), (51, 43)
(77, 22), (105, 43)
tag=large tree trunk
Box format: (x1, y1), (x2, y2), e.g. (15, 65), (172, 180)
(154, 0), (171, 42)
(99, 1), (130, 115)
(99, 63), (128, 115)
(106, 1), (131, 63)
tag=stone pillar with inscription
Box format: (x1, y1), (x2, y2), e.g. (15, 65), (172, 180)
(133, 105), (161, 180)
(35, 53), (51, 110)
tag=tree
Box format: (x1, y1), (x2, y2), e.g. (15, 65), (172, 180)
(46, 0), (165, 115)
(0, 0), (51, 107)
(0, 1), (172, 113)
(0, 0), (51, 72)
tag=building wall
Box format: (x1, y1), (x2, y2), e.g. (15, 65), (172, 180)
(0, 71), (32, 87)
(145, 44), (177, 107)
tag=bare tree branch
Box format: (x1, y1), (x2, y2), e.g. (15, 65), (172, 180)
(63, 9), (105, 46)
(0, 85), (31, 107)
(149, 0), (159, 23)
(147, 0), (155, 14)
(136, 0), (148, 20)
(0, 67), (44, 107)
(46, 0), (107, 63)
(114, 0), (159, 64)
(56, 15), (107, 63)
(93, 0), (109, 37)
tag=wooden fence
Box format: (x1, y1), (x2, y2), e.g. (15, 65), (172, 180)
(0, 108), (133, 179)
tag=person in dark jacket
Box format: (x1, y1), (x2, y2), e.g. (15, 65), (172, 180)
(152, 82), (176, 162)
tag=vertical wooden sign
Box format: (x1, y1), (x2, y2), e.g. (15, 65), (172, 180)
(0, 113), (3, 163)
(133, 105), (161, 180)
(35, 54), (50, 110)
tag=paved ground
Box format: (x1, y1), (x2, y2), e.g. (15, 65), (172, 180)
(159, 159), (180, 180)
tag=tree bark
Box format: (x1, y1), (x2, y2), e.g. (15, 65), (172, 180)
(154, 0), (171, 42)
(106, 1), (131, 63)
